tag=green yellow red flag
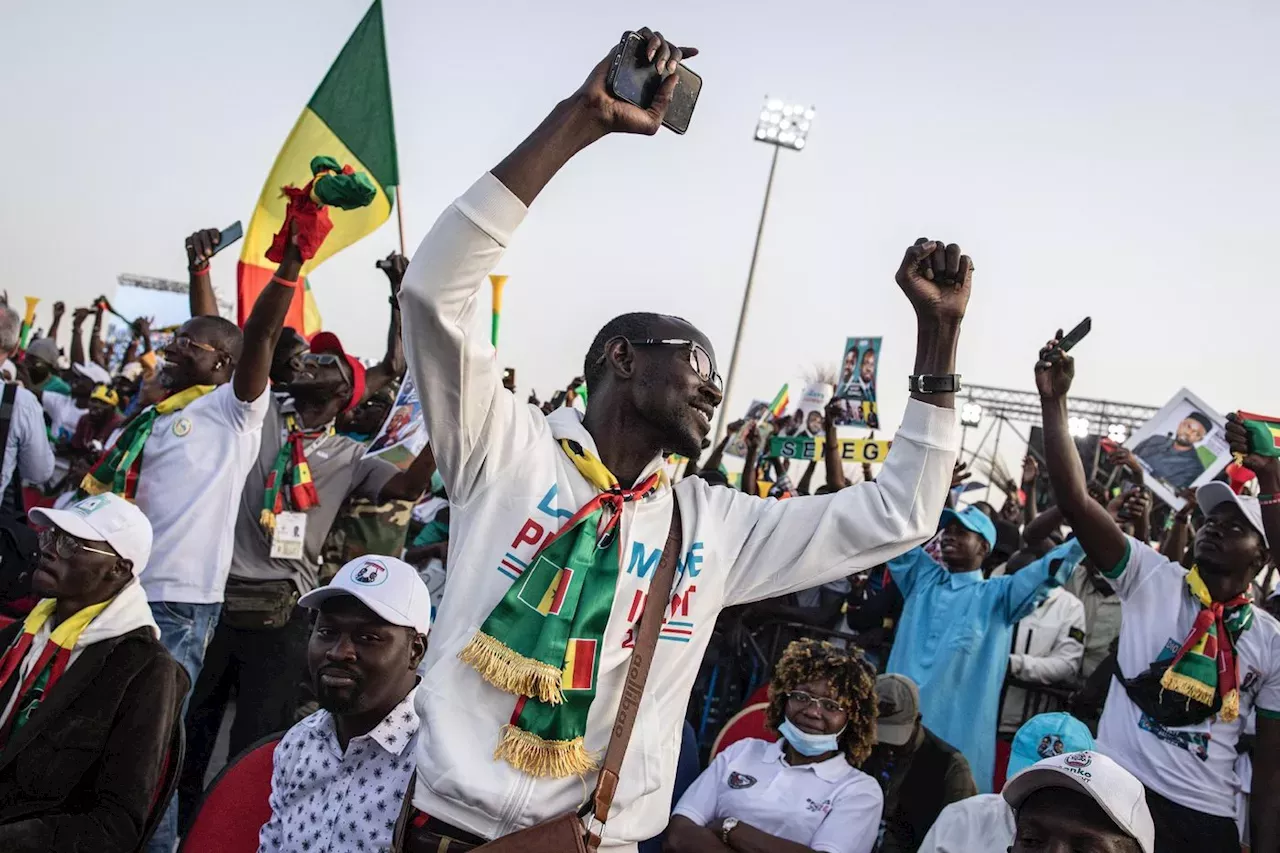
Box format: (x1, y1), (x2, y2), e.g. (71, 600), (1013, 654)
(237, 0), (398, 337)
(1238, 411), (1280, 459)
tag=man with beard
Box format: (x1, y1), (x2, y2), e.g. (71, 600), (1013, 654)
(885, 508), (1081, 793)
(81, 225), (302, 853)
(1132, 412), (1211, 490)
(178, 334), (435, 822)
(256, 554), (430, 853)
(398, 27), (965, 850)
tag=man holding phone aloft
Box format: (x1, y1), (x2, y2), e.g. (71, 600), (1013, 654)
(398, 27), (968, 852)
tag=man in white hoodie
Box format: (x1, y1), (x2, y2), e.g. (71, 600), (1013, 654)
(0, 493), (186, 852)
(399, 27), (967, 851)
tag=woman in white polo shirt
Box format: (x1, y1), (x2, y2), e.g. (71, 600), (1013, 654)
(667, 639), (883, 853)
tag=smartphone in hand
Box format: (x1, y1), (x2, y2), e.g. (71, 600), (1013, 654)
(606, 31), (702, 135)
(214, 221), (243, 256)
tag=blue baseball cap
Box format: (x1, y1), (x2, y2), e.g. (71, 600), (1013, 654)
(1007, 712), (1095, 778)
(938, 506), (997, 549)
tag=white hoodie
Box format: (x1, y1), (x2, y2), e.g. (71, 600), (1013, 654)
(400, 172), (960, 850)
(0, 580), (159, 729)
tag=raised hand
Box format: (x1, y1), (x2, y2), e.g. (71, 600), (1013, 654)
(1021, 455), (1039, 487)
(951, 460), (971, 490)
(1226, 411), (1280, 491)
(574, 27), (698, 137)
(52, 301), (65, 319)
(376, 251), (409, 294)
(1034, 330), (1075, 400)
(72, 307), (91, 327)
(185, 228), (222, 271)
(895, 238), (973, 326)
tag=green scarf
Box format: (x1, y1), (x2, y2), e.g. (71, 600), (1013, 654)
(459, 440), (661, 777)
(1160, 567), (1253, 721)
(81, 385), (216, 499)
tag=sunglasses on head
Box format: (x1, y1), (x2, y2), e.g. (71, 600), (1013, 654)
(625, 338), (722, 391)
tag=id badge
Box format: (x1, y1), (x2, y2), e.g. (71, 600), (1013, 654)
(270, 511), (308, 560)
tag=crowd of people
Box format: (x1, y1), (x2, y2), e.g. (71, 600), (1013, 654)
(1, 24), (1276, 853)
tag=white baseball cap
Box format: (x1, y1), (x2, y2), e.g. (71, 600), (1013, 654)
(1197, 481), (1268, 546)
(299, 555), (431, 635)
(29, 493), (153, 576)
(73, 361), (112, 386)
(1003, 751), (1155, 853)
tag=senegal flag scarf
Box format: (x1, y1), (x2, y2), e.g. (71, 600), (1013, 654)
(260, 413), (330, 532)
(0, 598), (111, 746)
(459, 440), (662, 777)
(1160, 567), (1253, 721)
(81, 385), (216, 500)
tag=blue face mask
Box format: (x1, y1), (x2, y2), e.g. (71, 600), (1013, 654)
(778, 718), (843, 757)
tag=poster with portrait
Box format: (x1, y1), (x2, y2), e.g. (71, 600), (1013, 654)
(1125, 388), (1229, 511)
(365, 376), (429, 470)
(725, 400), (771, 458)
(833, 337), (881, 428)
(781, 383), (834, 438)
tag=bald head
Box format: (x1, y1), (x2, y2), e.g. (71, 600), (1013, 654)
(186, 315), (243, 363)
(582, 313), (713, 390)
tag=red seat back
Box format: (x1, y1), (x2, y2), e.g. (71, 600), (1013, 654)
(178, 735), (280, 853)
(710, 702), (776, 758)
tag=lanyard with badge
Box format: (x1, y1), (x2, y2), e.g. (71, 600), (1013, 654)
(264, 412), (334, 560)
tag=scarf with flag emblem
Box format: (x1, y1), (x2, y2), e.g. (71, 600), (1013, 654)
(81, 385), (216, 500)
(1159, 567), (1254, 721)
(0, 598), (111, 746)
(260, 412), (331, 532)
(459, 440), (662, 777)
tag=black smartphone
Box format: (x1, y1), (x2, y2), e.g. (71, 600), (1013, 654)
(1058, 317), (1092, 353)
(214, 221), (243, 256)
(606, 31), (702, 135)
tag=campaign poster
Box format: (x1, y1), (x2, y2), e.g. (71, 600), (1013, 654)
(366, 376), (429, 470)
(834, 337), (881, 428)
(783, 383), (834, 438)
(725, 399), (771, 458)
(1125, 388), (1229, 511)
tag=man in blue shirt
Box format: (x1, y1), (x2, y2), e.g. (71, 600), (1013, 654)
(886, 506), (1079, 792)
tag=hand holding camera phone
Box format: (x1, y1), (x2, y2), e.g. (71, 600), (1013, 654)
(605, 29), (703, 134)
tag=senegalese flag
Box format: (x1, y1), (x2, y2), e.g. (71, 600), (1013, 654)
(561, 638), (597, 692)
(769, 384), (790, 418)
(237, 0), (398, 338)
(1238, 411), (1280, 459)
(516, 557), (574, 617)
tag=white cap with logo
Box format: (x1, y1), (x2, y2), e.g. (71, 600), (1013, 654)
(1197, 481), (1268, 546)
(299, 555), (432, 636)
(1003, 750), (1155, 853)
(29, 493), (153, 575)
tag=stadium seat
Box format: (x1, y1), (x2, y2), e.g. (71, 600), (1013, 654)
(178, 732), (282, 853)
(710, 702), (776, 758)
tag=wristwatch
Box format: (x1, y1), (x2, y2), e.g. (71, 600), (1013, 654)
(720, 817), (740, 845)
(908, 374), (962, 394)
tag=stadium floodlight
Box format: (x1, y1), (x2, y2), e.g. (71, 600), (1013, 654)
(1068, 417), (1092, 438)
(960, 402), (984, 427)
(1107, 423), (1128, 444)
(754, 99), (816, 151)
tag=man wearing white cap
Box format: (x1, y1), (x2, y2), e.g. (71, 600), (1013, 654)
(1038, 341), (1280, 853)
(0, 493), (186, 852)
(257, 555), (431, 853)
(1003, 750), (1155, 853)
(40, 361), (109, 443)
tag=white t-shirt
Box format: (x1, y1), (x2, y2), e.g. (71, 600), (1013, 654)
(41, 391), (87, 442)
(1096, 537), (1280, 817)
(917, 794), (1014, 853)
(672, 738), (883, 853)
(134, 383), (269, 604)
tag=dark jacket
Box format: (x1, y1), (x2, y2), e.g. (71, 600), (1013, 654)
(0, 620), (187, 852)
(864, 726), (977, 853)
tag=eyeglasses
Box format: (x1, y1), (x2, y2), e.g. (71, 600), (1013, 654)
(163, 336), (220, 356)
(787, 690), (848, 715)
(37, 529), (117, 560)
(627, 339), (722, 391)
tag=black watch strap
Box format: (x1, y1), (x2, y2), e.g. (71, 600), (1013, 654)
(908, 374), (962, 394)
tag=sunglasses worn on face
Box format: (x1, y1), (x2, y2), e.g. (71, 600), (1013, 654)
(787, 690), (848, 715)
(301, 352), (342, 368)
(163, 336), (221, 356)
(38, 529), (117, 560)
(627, 339), (722, 391)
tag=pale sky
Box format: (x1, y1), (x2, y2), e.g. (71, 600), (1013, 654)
(6, 0), (1279, 458)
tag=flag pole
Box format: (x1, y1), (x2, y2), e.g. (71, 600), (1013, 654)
(396, 186), (407, 256)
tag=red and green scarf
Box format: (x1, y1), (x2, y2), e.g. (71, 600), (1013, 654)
(459, 440), (661, 777)
(1160, 567), (1254, 722)
(81, 384), (215, 500)
(0, 598), (111, 747)
(259, 413), (330, 531)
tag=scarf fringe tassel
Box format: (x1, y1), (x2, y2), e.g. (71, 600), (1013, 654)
(80, 476), (109, 497)
(494, 724), (597, 778)
(459, 631), (565, 705)
(260, 509), (277, 533)
(1159, 668), (1218, 707)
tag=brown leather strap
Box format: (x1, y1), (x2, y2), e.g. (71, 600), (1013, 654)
(585, 496), (683, 849)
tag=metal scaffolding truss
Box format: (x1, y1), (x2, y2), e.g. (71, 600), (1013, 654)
(960, 383), (1159, 435)
(117, 273), (235, 317)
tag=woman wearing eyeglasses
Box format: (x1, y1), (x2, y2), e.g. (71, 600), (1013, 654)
(667, 639), (883, 853)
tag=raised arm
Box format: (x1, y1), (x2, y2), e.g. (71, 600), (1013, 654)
(741, 422), (762, 496)
(69, 307), (90, 366)
(822, 400), (848, 490)
(698, 419), (741, 477)
(363, 252), (408, 401)
(1226, 411), (1280, 572)
(399, 28), (696, 502)
(88, 303), (107, 368)
(47, 301), (64, 344)
(795, 459), (817, 495)
(1036, 333), (1129, 572)
(185, 228), (223, 318)
(1021, 455), (1039, 525)
(234, 223), (299, 402)
(380, 443), (438, 502)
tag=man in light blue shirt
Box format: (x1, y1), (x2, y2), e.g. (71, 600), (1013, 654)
(886, 506), (1081, 792)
